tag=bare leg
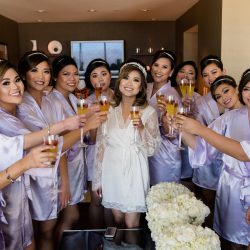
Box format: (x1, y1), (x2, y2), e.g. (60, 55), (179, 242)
(124, 212), (140, 228)
(89, 189), (104, 228)
(24, 237), (35, 250)
(104, 208), (114, 227)
(112, 209), (125, 228)
(55, 204), (79, 246)
(195, 186), (216, 229)
(36, 219), (57, 250)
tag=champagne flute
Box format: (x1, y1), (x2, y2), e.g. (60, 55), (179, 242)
(176, 106), (188, 150)
(95, 82), (102, 100)
(130, 106), (140, 144)
(44, 134), (59, 188)
(165, 95), (178, 138)
(179, 78), (188, 101)
(156, 91), (165, 126)
(187, 79), (195, 115)
(99, 95), (110, 137)
(77, 97), (89, 147)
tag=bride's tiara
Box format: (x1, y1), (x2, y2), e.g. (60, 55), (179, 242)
(120, 62), (147, 78)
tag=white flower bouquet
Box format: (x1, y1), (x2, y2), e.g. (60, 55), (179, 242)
(146, 182), (220, 250)
(155, 224), (221, 250)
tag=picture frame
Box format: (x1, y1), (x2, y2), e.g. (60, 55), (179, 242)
(71, 40), (124, 78)
(0, 43), (8, 60)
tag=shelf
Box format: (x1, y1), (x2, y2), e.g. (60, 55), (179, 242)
(132, 54), (154, 56)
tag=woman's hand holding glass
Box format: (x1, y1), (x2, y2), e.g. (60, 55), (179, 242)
(98, 95), (110, 137)
(25, 144), (57, 169)
(130, 106), (143, 144)
(165, 95), (178, 138)
(77, 97), (90, 147)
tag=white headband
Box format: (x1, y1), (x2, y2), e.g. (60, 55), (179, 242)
(213, 77), (233, 85)
(206, 58), (221, 64)
(91, 60), (107, 65)
(161, 52), (175, 61)
(120, 62), (147, 79)
(27, 52), (48, 59)
(243, 70), (250, 78)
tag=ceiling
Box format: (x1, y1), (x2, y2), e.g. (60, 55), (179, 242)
(0, 0), (199, 23)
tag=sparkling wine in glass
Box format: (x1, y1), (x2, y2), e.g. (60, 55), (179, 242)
(179, 78), (188, 101)
(130, 106), (140, 143)
(165, 95), (178, 138)
(99, 95), (110, 137)
(177, 106), (188, 150)
(77, 98), (89, 147)
(95, 82), (102, 100)
(44, 134), (59, 189)
(156, 91), (165, 126)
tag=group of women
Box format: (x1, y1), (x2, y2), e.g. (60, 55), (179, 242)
(0, 48), (249, 250)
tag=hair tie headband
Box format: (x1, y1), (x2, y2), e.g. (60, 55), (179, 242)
(120, 62), (147, 78)
(27, 52), (48, 59)
(161, 52), (175, 61)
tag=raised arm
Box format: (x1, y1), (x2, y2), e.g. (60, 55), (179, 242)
(0, 144), (56, 189)
(176, 114), (249, 161)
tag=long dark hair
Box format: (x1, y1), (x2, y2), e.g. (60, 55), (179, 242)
(238, 69), (250, 105)
(18, 50), (52, 88)
(114, 60), (147, 107)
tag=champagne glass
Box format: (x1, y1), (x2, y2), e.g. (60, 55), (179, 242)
(156, 91), (165, 126)
(99, 95), (110, 137)
(95, 82), (102, 100)
(179, 78), (188, 101)
(44, 134), (59, 188)
(77, 97), (89, 147)
(130, 106), (140, 144)
(187, 79), (195, 115)
(165, 95), (178, 138)
(176, 106), (188, 150)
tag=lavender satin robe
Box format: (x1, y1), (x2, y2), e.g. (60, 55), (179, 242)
(191, 92), (222, 190)
(17, 91), (65, 221)
(50, 89), (86, 204)
(189, 107), (250, 245)
(147, 82), (182, 185)
(0, 109), (33, 250)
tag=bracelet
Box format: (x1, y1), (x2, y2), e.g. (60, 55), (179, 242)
(5, 168), (15, 183)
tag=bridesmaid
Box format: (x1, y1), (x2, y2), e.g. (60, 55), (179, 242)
(0, 59), (82, 250)
(191, 55), (226, 228)
(147, 49), (181, 185)
(0, 134), (57, 250)
(176, 71), (250, 248)
(170, 60), (200, 191)
(51, 55), (104, 239)
(17, 51), (102, 250)
(84, 58), (114, 228)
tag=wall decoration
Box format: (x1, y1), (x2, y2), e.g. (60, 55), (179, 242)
(0, 43), (8, 59)
(48, 40), (62, 55)
(71, 40), (124, 78)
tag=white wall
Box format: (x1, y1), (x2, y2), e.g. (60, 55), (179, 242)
(221, 0), (250, 82)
